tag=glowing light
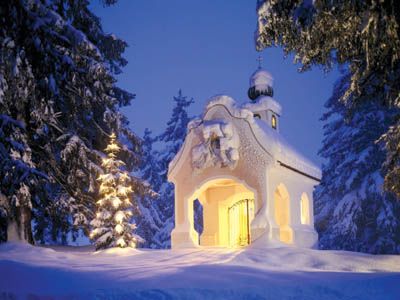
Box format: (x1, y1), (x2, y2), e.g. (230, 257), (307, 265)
(271, 114), (277, 129)
(101, 158), (111, 165)
(118, 186), (131, 195)
(116, 238), (126, 247)
(91, 131), (137, 249)
(115, 224), (123, 234)
(118, 187), (126, 195)
(112, 198), (121, 208)
(115, 211), (125, 223)
(228, 199), (254, 247)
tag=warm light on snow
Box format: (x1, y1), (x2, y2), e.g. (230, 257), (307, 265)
(116, 238), (126, 247)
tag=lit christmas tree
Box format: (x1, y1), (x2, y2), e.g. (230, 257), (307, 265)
(90, 133), (141, 249)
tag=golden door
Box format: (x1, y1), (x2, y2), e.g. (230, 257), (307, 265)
(228, 199), (254, 247)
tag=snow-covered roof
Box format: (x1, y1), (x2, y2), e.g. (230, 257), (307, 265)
(242, 96), (282, 116)
(168, 95), (321, 181)
(250, 69), (273, 89)
(206, 96), (320, 178)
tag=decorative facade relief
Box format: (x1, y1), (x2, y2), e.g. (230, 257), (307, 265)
(191, 119), (240, 172)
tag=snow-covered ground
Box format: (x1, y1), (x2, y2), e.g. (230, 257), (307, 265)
(1, 238), (399, 300)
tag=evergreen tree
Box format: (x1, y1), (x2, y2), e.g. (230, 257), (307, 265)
(90, 133), (141, 249)
(256, 0), (400, 197)
(315, 73), (400, 254)
(0, 1), (142, 243)
(0, 115), (46, 243)
(135, 128), (163, 248)
(156, 90), (194, 248)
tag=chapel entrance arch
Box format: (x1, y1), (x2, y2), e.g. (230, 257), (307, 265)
(190, 177), (256, 247)
(274, 183), (293, 244)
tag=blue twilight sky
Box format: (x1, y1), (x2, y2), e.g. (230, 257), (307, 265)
(91, 0), (340, 166)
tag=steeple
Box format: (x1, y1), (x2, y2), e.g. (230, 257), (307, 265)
(248, 56), (274, 101)
(245, 57), (281, 131)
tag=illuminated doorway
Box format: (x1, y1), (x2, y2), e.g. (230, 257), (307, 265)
(228, 199), (254, 247)
(192, 178), (256, 247)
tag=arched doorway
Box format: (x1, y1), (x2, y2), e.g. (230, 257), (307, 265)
(190, 178), (255, 247)
(274, 183), (293, 243)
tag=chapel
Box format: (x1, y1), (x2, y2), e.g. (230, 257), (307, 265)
(168, 62), (320, 248)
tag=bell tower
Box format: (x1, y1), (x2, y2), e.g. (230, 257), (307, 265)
(245, 56), (282, 132)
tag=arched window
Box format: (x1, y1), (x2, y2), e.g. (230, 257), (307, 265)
(300, 193), (310, 225)
(254, 113), (261, 119)
(271, 115), (277, 129)
(274, 183), (293, 243)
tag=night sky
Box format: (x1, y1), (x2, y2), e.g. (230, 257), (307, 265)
(91, 0), (340, 166)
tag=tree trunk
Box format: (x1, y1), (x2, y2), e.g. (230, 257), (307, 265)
(7, 206), (34, 244)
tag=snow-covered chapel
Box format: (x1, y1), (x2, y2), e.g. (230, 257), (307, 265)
(168, 63), (320, 249)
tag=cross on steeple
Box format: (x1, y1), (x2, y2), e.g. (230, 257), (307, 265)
(256, 55), (263, 69)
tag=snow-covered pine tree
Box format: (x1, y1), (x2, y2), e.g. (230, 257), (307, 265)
(315, 73), (400, 254)
(90, 133), (141, 250)
(256, 0), (400, 198)
(0, 115), (45, 243)
(0, 1), (143, 244)
(156, 90), (194, 248)
(0, 22), (42, 243)
(135, 128), (164, 248)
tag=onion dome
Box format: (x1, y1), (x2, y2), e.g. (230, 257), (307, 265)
(248, 68), (274, 101)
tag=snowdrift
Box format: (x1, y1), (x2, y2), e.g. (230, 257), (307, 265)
(0, 241), (399, 299)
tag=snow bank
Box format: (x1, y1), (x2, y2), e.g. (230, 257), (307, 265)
(233, 233), (400, 273)
(1, 242), (399, 299)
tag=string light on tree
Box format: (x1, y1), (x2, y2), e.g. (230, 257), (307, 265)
(90, 133), (142, 249)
